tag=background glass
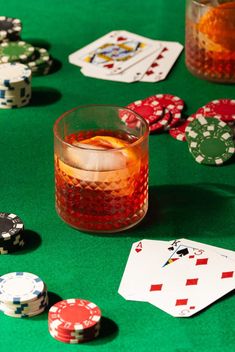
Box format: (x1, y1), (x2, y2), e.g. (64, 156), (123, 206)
(54, 105), (149, 233)
(185, 0), (235, 83)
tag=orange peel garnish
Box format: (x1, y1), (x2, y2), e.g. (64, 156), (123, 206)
(76, 135), (138, 164)
(198, 1), (235, 51)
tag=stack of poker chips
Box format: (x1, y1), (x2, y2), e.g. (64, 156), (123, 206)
(0, 62), (32, 109)
(0, 16), (22, 42)
(48, 299), (101, 344)
(0, 40), (53, 76)
(121, 94), (184, 133)
(0, 212), (25, 253)
(169, 98), (235, 142)
(0, 16), (53, 76)
(122, 94), (235, 166)
(0, 272), (48, 318)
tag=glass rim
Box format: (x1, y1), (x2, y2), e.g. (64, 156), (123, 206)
(190, 0), (235, 8)
(53, 104), (149, 152)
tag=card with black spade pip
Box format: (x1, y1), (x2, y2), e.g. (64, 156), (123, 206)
(118, 238), (235, 317)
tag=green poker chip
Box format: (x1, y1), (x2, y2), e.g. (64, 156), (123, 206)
(0, 41), (35, 63)
(186, 117), (235, 165)
(186, 115), (230, 141)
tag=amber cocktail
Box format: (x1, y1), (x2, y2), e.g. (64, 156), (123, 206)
(54, 105), (149, 233)
(185, 0), (235, 82)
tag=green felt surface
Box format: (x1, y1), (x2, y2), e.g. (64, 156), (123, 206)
(0, 0), (235, 351)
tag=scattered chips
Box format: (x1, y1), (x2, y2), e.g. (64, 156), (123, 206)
(48, 298), (101, 344)
(125, 94), (185, 133)
(124, 95), (235, 166)
(0, 17), (54, 77)
(0, 272), (48, 318)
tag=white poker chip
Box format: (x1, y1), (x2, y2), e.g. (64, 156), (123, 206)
(0, 272), (45, 304)
(0, 62), (31, 85)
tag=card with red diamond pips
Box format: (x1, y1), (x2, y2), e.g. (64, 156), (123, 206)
(69, 30), (183, 83)
(118, 238), (235, 317)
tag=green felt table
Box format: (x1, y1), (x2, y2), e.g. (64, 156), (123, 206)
(0, 0), (235, 351)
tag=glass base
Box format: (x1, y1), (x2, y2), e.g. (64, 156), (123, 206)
(56, 201), (148, 234)
(186, 64), (235, 84)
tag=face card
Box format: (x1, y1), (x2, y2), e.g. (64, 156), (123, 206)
(146, 249), (235, 317)
(80, 45), (162, 83)
(69, 30), (159, 75)
(165, 238), (235, 265)
(118, 239), (182, 301)
(141, 41), (183, 82)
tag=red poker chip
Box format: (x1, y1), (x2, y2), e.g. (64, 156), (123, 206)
(154, 94), (184, 112)
(149, 109), (172, 133)
(126, 98), (163, 125)
(49, 329), (98, 344)
(48, 318), (100, 335)
(48, 299), (101, 333)
(119, 109), (138, 125)
(166, 109), (182, 129)
(49, 325), (99, 339)
(197, 99), (235, 122)
(169, 115), (196, 141)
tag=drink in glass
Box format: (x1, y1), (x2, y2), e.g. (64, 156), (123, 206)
(185, 0), (235, 82)
(54, 105), (149, 233)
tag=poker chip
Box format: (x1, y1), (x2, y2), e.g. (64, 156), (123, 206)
(0, 63), (32, 109)
(153, 94), (184, 128)
(0, 272), (46, 304)
(126, 97), (163, 125)
(27, 47), (53, 76)
(0, 18), (54, 77)
(0, 213), (26, 253)
(49, 329), (99, 344)
(0, 62), (31, 84)
(0, 17), (22, 41)
(1, 303), (47, 318)
(48, 323), (100, 339)
(0, 41), (35, 63)
(169, 115), (196, 141)
(0, 272), (48, 318)
(48, 299), (101, 344)
(149, 109), (172, 133)
(125, 94), (185, 133)
(119, 108), (141, 129)
(186, 117), (235, 165)
(197, 99), (235, 122)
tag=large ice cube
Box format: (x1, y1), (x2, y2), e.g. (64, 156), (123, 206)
(64, 141), (127, 171)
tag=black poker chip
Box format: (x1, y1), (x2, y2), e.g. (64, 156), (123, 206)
(0, 213), (25, 254)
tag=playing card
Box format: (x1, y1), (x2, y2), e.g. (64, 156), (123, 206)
(141, 41), (183, 82)
(80, 46), (162, 83)
(118, 239), (182, 301)
(146, 249), (235, 317)
(164, 238), (235, 266)
(69, 30), (159, 75)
